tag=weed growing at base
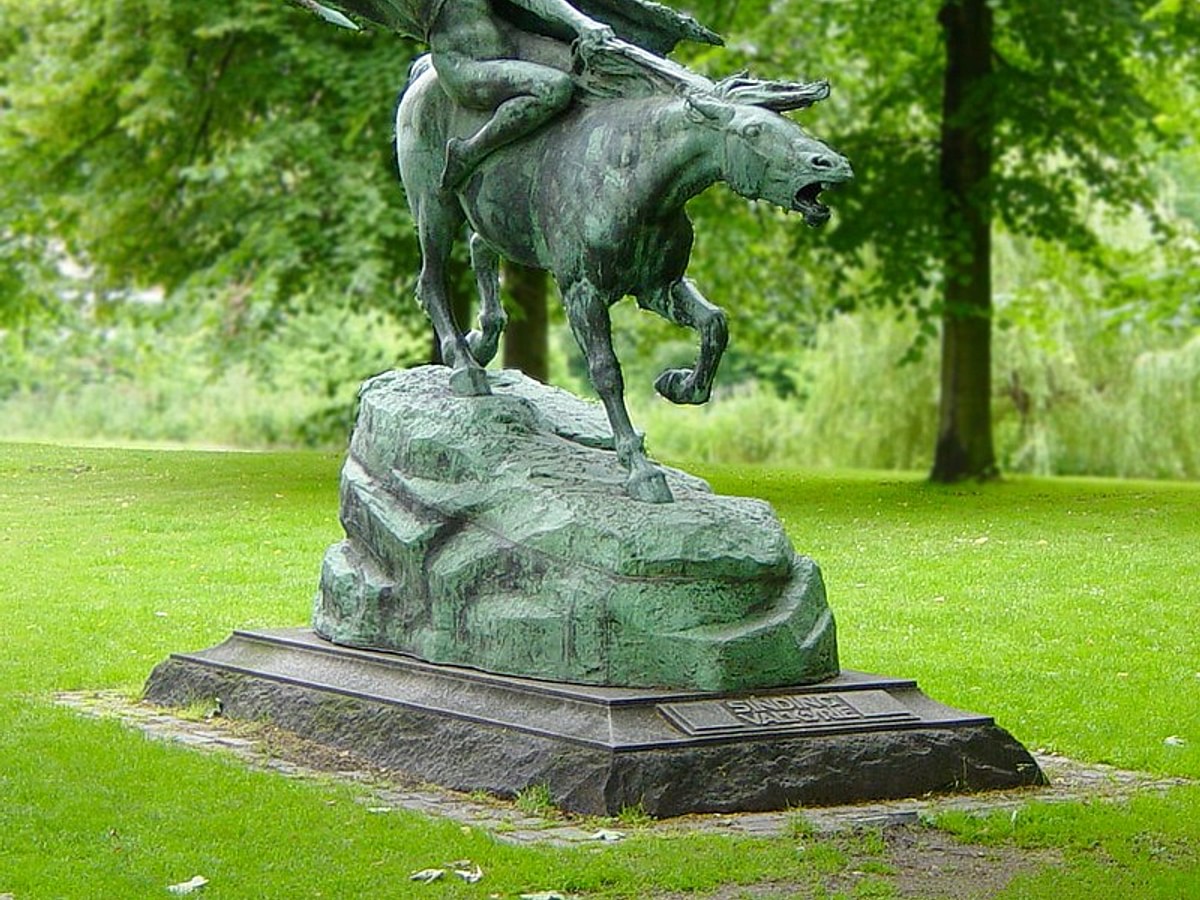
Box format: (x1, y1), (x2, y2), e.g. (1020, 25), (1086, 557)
(515, 784), (557, 818)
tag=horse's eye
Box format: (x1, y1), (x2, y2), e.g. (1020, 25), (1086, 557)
(742, 123), (763, 138)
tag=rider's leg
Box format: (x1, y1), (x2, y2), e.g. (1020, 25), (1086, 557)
(432, 53), (573, 189)
(638, 278), (728, 405)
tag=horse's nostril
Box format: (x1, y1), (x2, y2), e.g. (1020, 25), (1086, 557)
(811, 155), (836, 169)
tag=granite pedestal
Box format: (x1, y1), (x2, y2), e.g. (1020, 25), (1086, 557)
(144, 628), (1045, 816)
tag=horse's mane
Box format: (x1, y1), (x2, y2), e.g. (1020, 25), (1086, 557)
(574, 39), (830, 113)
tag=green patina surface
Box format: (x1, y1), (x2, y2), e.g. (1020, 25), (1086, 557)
(394, 63), (851, 502)
(313, 367), (839, 690)
(332, 0), (853, 503)
(296, 0), (850, 685)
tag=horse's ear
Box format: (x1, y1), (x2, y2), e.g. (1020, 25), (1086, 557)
(684, 91), (735, 126)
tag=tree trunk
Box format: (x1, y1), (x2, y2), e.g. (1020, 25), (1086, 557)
(501, 261), (549, 383)
(931, 0), (998, 482)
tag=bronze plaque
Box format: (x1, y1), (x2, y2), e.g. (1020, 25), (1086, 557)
(658, 690), (920, 738)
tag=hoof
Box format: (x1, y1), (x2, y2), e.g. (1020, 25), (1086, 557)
(448, 365), (491, 396)
(466, 329), (500, 367)
(626, 467), (673, 503)
(654, 368), (709, 405)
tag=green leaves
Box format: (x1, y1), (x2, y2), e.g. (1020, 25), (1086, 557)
(684, 0), (1198, 317)
(0, 0), (424, 332)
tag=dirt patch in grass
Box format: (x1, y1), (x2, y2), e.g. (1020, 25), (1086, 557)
(846, 826), (1056, 899)
(651, 827), (1059, 899)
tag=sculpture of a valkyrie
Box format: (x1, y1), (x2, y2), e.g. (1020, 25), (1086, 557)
(293, 0), (722, 187)
(292, 0), (852, 502)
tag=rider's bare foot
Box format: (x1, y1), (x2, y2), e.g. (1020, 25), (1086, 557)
(439, 138), (473, 191)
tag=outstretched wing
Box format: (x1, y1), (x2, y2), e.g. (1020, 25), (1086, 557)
(575, 0), (721, 54)
(489, 0), (720, 56)
(295, 0), (718, 54)
(292, 0), (360, 29)
(290, 0), (445, 40)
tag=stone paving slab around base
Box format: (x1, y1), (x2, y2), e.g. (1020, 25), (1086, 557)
(55, 690), (1192, 846)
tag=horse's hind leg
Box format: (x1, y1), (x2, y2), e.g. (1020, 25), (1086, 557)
(466, 232), (506, 366)
(563, 279), (672, 504)
(416, 201), (489, 395)
(639, 278), (728, 405)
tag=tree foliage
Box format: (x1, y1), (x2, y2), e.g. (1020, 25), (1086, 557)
(680, 0), (1199, 479)
(0, 0), (425, 342)
(695, 0), (1194, 295)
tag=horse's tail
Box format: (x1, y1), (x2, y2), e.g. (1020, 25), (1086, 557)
(394, 52), (446, 188)
(396, 53), (433, 111)
(395, 53), (435, 143)
(406, 53), (434, 90)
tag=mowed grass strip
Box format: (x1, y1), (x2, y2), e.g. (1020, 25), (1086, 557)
(1, 442), (1198, 898)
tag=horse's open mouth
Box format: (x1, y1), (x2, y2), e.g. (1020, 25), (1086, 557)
(794, 182), (831, 227)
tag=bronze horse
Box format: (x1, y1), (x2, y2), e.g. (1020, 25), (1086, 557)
(396, 44), (852, 501)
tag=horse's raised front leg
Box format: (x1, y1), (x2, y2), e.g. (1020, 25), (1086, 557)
(563, 280), (672, 504)
(416, 200), (489, 396)
(466, 232), (506, 366)
(639, 277), (729, 405)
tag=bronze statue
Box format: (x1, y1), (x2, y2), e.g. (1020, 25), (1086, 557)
(291, 0), (852, 502)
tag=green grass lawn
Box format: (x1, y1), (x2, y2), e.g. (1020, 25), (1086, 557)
(1, 442), (1197, 898)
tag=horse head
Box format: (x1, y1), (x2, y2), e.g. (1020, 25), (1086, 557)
(683, 88), (853, 227)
